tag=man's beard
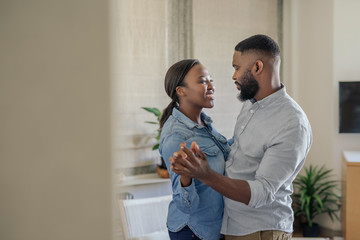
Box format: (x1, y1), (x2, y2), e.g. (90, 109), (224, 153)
(237, 70), (259, 102)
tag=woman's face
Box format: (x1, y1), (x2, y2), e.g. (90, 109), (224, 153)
(180, 64), (215, 109)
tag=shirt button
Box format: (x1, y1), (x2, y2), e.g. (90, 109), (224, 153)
(241, 126), (244, 129)
(250, 110), (254, 113)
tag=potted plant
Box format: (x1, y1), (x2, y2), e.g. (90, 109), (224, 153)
(141, 107), (169, 178)
(292, 165), (341, 237)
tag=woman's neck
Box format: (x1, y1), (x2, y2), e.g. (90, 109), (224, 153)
(178, 105), (203, 125)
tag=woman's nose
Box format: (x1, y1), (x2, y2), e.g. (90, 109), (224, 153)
(208, 81), (215, 90)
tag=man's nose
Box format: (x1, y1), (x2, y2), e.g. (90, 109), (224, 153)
(232, 72), (237, 80)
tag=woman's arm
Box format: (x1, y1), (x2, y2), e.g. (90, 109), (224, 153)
(160, 134), (200, 213)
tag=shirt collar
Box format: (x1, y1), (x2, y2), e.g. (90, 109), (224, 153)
(172, 107), (213, 129)
(253, 84), (286, 107)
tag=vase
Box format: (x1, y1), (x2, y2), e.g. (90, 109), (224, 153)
(156, 157), (169, 178)
(302, 223), (319, 237)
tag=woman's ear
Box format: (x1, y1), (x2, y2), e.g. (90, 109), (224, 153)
(252, 60), (264, 75)
(176, 86), (185, 97)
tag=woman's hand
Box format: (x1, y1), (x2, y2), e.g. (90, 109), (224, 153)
(169, 141), (212, 183)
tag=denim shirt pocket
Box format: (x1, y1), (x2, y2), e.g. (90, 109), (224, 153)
(218, 135), (231, 160)
(200, 144), (226, 175)
(201, 144), (220, 156)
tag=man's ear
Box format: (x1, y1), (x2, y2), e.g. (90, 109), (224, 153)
(252, 60), (264, 75)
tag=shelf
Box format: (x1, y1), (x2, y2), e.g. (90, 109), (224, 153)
(343, 151), (360, 166)
(117, 173), (170, 187)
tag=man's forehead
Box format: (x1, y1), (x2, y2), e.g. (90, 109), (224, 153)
(233, 51), (247, 63)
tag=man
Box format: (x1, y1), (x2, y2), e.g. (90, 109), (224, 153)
(169, 34), (312, 240)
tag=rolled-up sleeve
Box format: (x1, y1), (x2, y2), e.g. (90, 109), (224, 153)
(160, 133), (200, 213)
(247, 120), (312, 208)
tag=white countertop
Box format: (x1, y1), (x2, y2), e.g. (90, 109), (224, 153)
(343, 151), (360, 162)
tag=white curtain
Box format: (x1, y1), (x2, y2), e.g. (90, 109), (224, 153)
(166, 0), (193, 66)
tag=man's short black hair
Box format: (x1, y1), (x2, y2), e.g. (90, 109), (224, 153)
(235, 34), (280, 57)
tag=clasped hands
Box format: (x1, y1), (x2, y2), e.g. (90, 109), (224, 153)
(169, 141), (212, 182)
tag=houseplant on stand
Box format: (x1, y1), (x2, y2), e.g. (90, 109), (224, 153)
(141, 107), (169, 178)
(292, 165), (341, 237)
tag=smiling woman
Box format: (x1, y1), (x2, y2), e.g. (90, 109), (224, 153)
(159, 59), (231, 240)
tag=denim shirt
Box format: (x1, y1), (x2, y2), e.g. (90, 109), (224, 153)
(159, 108), (230, 240)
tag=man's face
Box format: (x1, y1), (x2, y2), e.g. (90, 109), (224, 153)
(232, 51), (259, 101)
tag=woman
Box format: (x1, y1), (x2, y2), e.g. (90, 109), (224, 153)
(159, 59), (230, 240)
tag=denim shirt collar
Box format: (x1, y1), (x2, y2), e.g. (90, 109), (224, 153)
(171, 107), (213, 130)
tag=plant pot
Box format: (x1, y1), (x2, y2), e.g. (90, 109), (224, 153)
(156, 157), (169, 178)
(156, 165), (170, 178)
(302, 223), (319, 237)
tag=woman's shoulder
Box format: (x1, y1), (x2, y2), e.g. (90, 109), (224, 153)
(161, 115), (194, 139)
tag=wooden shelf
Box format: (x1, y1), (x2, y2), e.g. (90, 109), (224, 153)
(342, 151), (360, 240)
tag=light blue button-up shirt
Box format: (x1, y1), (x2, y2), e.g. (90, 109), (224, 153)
(160, 107), (230, 240)
(221, 86), (312, 236)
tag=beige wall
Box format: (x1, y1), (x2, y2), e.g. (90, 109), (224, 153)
(333, 0), (360, 172)
(0, 1), (112, 240)
(283, 0), (360, 231)
(193, 0), (279, 138)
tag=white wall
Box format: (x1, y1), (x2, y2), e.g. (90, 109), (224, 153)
(193, 0), (279, 138)
(0, 1), (112, 240)
(333, 0), (360, 170)
(283, 0), (360, 231)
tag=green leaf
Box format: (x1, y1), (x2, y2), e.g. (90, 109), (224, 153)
(145, 121), (158, 125)
(142, 107), (162, 117)
(152, 143), (159, 150)
(141, 107), (163, 151)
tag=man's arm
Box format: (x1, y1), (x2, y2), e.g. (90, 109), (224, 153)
(170, 142), (251, 204)
(172, 119), (312, 209)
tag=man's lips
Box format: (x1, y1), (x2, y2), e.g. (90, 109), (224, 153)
(235, 81), (241, 90)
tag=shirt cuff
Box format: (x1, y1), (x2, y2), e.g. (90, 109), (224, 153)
(179, 178), (196, 208)
(247, 180), (263, 208)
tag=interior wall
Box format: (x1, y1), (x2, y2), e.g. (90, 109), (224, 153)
(193, 0), (279, 138)
(283, 0), (360, 232)
(0, 1), (112, 240)
(333, 0), (360, 171)
(112, 0), (168, 171)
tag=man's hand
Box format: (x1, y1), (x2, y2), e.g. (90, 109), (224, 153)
(169, 142), (251, 204)
(169, 141), (213, 182)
